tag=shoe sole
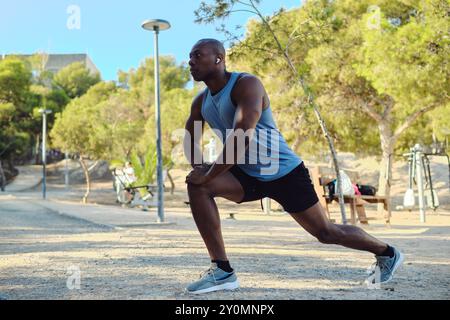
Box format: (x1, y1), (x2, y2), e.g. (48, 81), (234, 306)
(187, 280), (240, 295)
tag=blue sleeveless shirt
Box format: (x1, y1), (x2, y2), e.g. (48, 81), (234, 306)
(201, 72), (302, 181)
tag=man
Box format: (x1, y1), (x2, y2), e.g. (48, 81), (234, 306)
(184, 39), (404, 294)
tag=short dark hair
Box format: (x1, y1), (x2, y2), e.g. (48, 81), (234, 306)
(195, 39), (226, 56)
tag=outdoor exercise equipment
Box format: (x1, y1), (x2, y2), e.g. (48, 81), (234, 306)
(422, 154), (439, 210)
(403, 150), (415, 209)
(403, 143), (450, 222)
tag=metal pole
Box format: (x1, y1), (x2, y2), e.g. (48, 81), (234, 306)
(423, 154), (437, 210)
(415, 147), (426, 223)
(153, 26), (164, 223)
(42, 112), (47, 200)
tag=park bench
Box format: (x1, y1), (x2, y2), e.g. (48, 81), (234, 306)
(309, 166), (391, 225)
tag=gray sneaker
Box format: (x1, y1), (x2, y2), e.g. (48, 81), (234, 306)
(186, 263), (239, 294)
(365, 246), (404, 286)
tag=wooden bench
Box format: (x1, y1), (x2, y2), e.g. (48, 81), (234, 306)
(309, 167), (391, 225)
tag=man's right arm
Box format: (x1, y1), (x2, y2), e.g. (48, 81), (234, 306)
(184, 91), (205, 168)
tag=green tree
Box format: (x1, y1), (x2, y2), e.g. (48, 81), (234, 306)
(53, 62), (101, 99)
(96, 89), (146, 159)
(305, 0), (449, 209)
(0, 58), (33, 171)
(128, 56), (190, 93)
(0, 54), (73, 167)
(51, 54), (195, 201)
(0, 58), (31, 106)
(196, 0), (450, 215)
(51, 81), (117, 203)
(142, 88), (195, 162)
(120, 56), (191, 119)
(121, 56), (192, 169)
(8, 53), (72, 164)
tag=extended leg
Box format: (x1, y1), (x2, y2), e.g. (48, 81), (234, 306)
(290, 202), (387, 255)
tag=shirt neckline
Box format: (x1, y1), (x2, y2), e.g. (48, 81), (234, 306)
(209, 72), (236, 98)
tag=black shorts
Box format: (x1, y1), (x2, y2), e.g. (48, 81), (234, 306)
(228, 162), (319, 213)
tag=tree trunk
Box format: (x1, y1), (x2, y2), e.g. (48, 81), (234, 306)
(167, 170), (175, 195)
(87, 160), (99, 173)
(310, 104), (347, 223)
(79, 156), (90, 204)
(35, 134), (40, 165)
(7, 157), (15, 175)
(377, 121), (395, 221)
(0, 161), (6, 192)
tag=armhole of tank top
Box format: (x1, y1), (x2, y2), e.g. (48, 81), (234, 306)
(230, 73), (245, 108)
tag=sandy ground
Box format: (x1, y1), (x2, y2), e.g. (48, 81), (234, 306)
(0, 158), (449, 300)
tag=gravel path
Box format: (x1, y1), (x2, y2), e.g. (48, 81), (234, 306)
(1, 193), (449, 300)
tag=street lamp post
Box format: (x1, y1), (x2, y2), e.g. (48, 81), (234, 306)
(142, 19), (171, 223)
(39, 108), (52, 200)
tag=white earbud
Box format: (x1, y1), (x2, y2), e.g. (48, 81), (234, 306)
(216, 58), (221, 64)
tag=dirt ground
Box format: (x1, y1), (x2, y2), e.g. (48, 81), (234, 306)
(0, 158), (449, 300)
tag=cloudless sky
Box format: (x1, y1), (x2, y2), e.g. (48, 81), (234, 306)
(0, 0), (302, 81)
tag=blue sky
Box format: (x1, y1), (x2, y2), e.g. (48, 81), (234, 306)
(0, 0), (302, 81)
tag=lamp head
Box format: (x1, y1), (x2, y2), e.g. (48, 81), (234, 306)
(141, 19), (171, 32)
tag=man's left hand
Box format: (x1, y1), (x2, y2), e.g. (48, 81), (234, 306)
(185, 165), (212, 185)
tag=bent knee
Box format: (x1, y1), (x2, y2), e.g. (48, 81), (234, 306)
(187, 183), (208, 195)
(187, 182), (218, 199)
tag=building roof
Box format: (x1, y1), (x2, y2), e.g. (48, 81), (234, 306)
(1, 53), (100, 76)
